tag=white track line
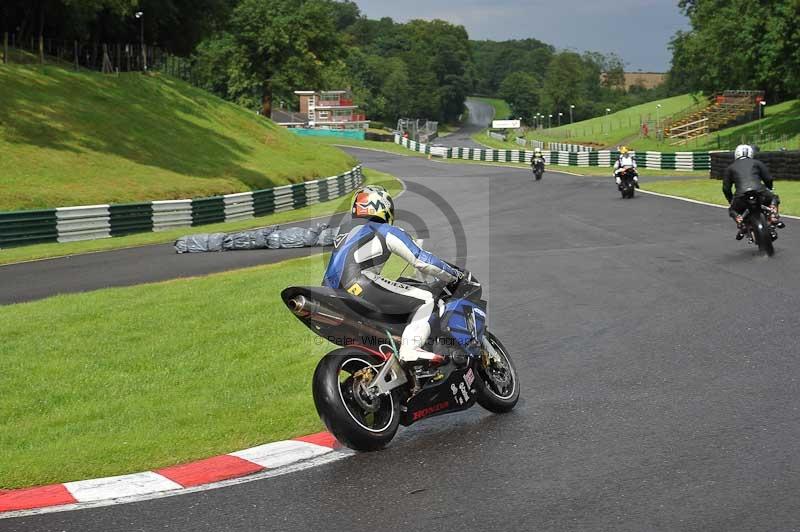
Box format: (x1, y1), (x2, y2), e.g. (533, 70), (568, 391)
(1, 451), (354, 520)
(639, 189), (800, 220)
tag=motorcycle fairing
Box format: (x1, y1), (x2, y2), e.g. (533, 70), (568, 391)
(400, 362), (478, 426)
(437, 297), (487, 358)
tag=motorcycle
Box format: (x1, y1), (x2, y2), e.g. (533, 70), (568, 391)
(281, 266), (519, 451)
(738, 190), (778, 257)
(532, 157), (545, 181)
(617, 167), (638, 199)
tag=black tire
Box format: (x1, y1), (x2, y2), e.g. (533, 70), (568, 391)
(475, 331), (520, 413)
(312, 349), (400, 451)
(535, 170), (543, 181)
(751, 212), (775, 257)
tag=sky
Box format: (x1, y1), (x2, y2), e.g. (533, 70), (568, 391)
(353, 0), (690, 72)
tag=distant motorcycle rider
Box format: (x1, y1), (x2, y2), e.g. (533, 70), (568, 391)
(531, 147), (546, 171)
(323, 186), (461, 366)
(724, 144), (784, 240)
(613, 146), (639, 189)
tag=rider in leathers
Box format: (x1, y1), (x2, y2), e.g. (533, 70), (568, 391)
(613, 146), (639, 189)
(723, 144), (784, 239)
(323, 186), (461, 366)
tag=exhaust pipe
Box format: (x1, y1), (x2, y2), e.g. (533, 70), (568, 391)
(288, 296), (344, 326)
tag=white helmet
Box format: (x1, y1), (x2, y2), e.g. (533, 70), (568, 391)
(734, 144), (754, 159)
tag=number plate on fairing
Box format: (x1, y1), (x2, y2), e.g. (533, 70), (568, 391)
(401, 363), (478, 426)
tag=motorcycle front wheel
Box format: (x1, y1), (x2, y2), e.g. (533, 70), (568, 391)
(312, 349), (400, 451)
(475, 331), (520, 413)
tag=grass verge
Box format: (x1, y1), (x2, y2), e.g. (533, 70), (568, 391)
(643, 178), (800, 216)
(0, 64), (355, 210)
(0, 169), (400, 266)
(0, 255), (328, 488)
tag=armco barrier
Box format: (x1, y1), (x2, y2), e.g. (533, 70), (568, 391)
(0, 165), (363, 248)
(547, 142), (594, 153)
(396, 134), (710, 172)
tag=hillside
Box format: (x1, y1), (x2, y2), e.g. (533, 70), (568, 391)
(630, 99), (800, 152)
(525, 93), (702, 148)
(0, 64), (356, 211)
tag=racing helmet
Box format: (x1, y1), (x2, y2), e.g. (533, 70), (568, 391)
(734, 144), (754, 159)
(619, 146), (630, 156)
(351, 186), (394, 224)
(534, 147), (542, 156)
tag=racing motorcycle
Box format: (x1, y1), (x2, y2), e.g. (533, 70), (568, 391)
(617, 167), (638, 199)
(282, 266), (519, 451)
(737, 190), (779, 257)
(532, 157), (545, 181)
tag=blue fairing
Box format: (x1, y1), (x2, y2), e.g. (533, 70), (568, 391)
(442, 297), (487, 357)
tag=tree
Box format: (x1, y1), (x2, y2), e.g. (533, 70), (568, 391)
(498, 71), (540, 122)
(226, 0), (343, 115)
(668, 0), (800, 100)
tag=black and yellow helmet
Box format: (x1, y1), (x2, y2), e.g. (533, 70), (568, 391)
(351, 185), (395, 224)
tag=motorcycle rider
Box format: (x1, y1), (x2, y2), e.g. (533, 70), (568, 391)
(723, 144), (784, 240)
(323, 185), (461, 366)
(613, 146), (639, 189)
(531, 147), (546, 172)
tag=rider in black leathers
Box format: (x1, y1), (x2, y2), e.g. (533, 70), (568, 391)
(723, 144), (784, 239)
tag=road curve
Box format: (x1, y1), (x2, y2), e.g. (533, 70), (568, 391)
(432, 97), (494, 149)
(6, 150), (800, 531)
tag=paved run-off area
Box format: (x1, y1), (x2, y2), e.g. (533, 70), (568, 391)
(4, 149), (800, 531)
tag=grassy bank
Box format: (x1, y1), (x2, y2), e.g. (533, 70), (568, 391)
(526, 93), (701, 148)
(630, 99), (800, 153)
(0, 169), (400, 266)
(643, 178), (800, 216)
(0, 255), (329, 488)
(0, 64), (355, 210)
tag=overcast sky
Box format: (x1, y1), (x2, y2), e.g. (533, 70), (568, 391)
(354, 0), (689, 72)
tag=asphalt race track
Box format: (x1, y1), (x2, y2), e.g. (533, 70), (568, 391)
(6, 149), (800, 531)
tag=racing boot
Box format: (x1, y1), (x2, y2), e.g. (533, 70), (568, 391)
(768, 206), (786, 229)
(734, 215), (745, 240)
(633, 176), (640, 189)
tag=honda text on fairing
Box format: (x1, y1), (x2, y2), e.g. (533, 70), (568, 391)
(724, 145), (786, 257)
(281, 186), (519, 450)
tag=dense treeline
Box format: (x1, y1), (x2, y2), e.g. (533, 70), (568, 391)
(2, 0), (670, 126)
(1, 0), (234, 55)
(668, 0), (800, 101)
(474, 40), (670, 124)
(192, 1), (474, 123)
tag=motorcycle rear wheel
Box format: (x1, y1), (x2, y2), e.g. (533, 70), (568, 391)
(312, 349), (400, 451)
(475, 331), (520, 413)
(750, 212), (775, 257)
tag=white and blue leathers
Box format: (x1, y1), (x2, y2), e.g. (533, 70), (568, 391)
(323, 219), (458, 363)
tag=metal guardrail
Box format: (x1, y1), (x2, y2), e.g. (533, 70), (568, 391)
(0, 166), (363, 248)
